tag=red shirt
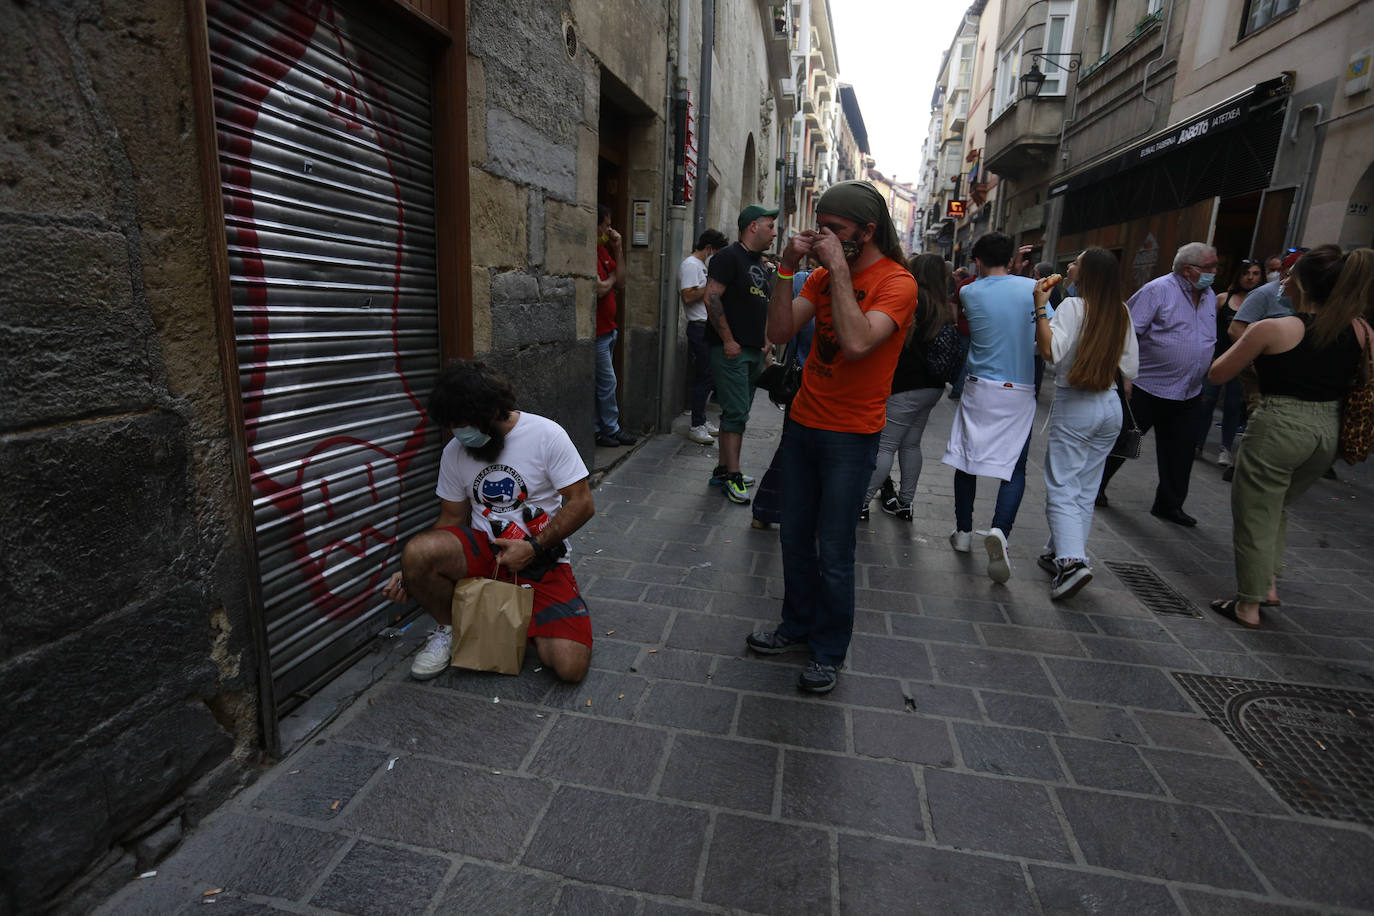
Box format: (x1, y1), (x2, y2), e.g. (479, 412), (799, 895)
(596, 245), (618, 336)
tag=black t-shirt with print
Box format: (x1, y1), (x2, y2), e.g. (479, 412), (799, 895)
(705, 242), (772, 348)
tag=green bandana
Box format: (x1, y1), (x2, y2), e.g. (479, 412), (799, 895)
(816, 180), (904, 264)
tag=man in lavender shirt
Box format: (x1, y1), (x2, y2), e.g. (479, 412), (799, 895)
(1097, 242), (1218, 526)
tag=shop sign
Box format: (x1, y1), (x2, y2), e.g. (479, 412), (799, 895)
(947, 200), (966, 218)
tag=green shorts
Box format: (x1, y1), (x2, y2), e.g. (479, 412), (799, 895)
(710, 346), (765, 434)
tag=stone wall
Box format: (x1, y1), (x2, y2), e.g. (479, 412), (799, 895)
(0, 1), (259, 911)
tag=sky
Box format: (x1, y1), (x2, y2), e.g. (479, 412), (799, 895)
(828, 0), (972, 186)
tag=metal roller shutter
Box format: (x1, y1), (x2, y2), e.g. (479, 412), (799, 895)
(207, 0), (441, 710)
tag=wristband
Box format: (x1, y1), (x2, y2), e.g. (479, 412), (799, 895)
(776, 269), (795, 280)
(525, 535), (548, 561)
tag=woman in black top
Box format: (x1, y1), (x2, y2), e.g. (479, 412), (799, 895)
(1195, 258), (1261, 467)
(1206, 245), (1373, 628)
(858, 254), (952, 521)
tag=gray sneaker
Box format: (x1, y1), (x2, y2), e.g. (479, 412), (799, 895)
(798, 661), (838, 694)
(746, 630), (809, 655)
(410, 625), (453, 680)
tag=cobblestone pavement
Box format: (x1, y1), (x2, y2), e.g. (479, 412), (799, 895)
(100, 388), (1374, 915)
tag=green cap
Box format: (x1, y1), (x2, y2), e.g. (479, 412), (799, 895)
(737, 204), (780, 231)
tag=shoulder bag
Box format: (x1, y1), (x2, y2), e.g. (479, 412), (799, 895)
(1338, 318), (1374, 465)
(924, 322), (964, 384)
(1110, 373), (1142, 460)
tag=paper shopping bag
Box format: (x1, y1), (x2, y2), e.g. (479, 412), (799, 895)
(449, 576), (534, 674)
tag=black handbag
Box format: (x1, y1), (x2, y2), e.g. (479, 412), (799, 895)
(1110, 374), (1142, 460)
(755, 338), (803, 409)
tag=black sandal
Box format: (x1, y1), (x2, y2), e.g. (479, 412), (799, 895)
(1210, 599), (1261, 630)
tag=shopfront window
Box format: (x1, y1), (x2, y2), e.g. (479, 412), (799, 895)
(1242, 0), (1298, 37)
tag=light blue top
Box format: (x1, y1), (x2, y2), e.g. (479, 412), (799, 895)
(959, 274), (1040, 385)
(1232, 280), (1293, 324)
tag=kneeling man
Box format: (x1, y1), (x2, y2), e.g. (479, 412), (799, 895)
(382, 360), (595, 682)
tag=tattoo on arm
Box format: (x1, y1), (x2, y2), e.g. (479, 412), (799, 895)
(706, 290), (730, 340)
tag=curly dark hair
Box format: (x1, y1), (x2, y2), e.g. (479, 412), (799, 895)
(427, 359), (517, 429)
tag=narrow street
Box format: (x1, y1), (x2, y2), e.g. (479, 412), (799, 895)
(98, 387), (1374, 915)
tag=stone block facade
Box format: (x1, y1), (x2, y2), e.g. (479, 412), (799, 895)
(0, 1), (260, 912)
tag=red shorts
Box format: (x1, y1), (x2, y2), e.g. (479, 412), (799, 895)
(440, 526), (593, 647)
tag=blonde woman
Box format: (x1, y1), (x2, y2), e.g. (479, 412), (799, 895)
(1207, 245), (1373, 628)
(1032, 248), (1139, 599)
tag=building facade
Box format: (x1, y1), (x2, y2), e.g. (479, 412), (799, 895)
(950, 0), (1374, 295)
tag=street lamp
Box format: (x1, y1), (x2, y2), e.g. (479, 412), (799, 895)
(1019, 52), (1082, 99)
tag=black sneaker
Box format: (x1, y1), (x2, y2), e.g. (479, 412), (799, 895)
(798, 661), (838, 693)
(595, 435), (620, 447)
(881, 496), (913, 520)
(1050, 560), (1093, 600)
(724, 472), (751, 504)
(746, 630), (809, 655)
(1036, 552), (1058, 575)
(879, 476), (897, 504)
(614, 429), (637, 446)
(858, 505), (870, 522)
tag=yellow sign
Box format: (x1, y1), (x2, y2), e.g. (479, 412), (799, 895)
(947, 200), (966, 218)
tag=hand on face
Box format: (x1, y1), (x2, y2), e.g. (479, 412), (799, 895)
(811, 226), (849, 272)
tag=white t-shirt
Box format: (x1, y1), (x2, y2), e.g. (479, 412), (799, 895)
(1046, 297), (1140, 387)
(435, 412), (588, 563)
(679, 255), (708, 323)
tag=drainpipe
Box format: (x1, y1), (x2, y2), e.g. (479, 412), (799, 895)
(1284, 103), (1324, 249)
(692, 0), (714, 238)
(658, 0), (694, 430)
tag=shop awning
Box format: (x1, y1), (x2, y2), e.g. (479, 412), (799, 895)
(1048, 76), (1290, 199)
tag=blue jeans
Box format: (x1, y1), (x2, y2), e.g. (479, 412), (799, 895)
(777, 419), (879, 666)
(1043, 387), (1121, 563)
(1195, 378), (1246, 451)
(595, 330), (621, 437)
(954, 433), (1032, 535)
(686, 321), (711, 427)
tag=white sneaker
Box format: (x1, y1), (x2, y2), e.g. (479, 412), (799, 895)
(410, 625), (452, 680)
(949, 529), (972, 552)
(984, 527), (1011, 583)
(1217, 447), (1233, 468)
(688, 424), (714, 444)
(705, 420), (719, 436)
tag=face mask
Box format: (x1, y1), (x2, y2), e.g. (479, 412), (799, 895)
(1192, 272), (1215, 291)
(1266, 271), (1280, 283)
(841, 239), (863, 261)
(451, 425), (491, 449)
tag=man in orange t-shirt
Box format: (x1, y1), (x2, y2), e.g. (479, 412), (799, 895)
(744, 180), (917, 694)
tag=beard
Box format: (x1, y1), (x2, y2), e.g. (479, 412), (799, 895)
(465, 424), (507, 464)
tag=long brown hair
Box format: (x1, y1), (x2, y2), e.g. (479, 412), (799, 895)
(1289, 245), (1374, 347)
(904, 253), (952, 346)
(1067, 248), (1130, 391)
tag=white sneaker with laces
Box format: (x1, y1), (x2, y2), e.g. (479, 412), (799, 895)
(705, 420), (719, 436)
(984, 527), (1011, 583)
(410, 625), (453, 680)
(1217, 447), (1233, 468)
(949, 529), (972, 553)
(688, 424), (714, 444)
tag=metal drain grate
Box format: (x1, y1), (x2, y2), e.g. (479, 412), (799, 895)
(1176, 673), (1374, 826)
(1104, 561), (1201, 617)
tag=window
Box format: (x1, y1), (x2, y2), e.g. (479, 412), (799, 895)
(1146, 0), (1161, 12)
(1241, 0), (1298, 36)
(1039, 0), (1079, 96)
(994, 37), (1023, 115)
(956, 41), (974, 89)
(1099, 0), (1115, 59)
